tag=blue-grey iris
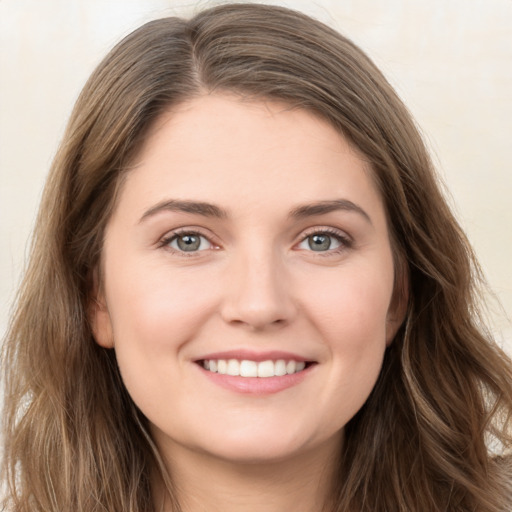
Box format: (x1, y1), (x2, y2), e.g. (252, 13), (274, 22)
(177, 234), (201, 251)
(308, 234), (331, 251)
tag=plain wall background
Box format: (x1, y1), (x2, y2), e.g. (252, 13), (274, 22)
(1, 0), (511, 349)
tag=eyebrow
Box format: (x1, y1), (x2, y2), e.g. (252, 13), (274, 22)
(289, 199), (372, 224)
(139, 198), (372, 224)
(140, 199), (228, 222)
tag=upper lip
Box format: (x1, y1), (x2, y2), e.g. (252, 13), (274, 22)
(195, 349), (313, 363)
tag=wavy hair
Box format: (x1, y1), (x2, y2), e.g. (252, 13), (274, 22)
(2, 3), (511, 511)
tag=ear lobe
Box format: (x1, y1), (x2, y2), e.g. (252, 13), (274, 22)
(385, 265), (409, 346)
(89, 270), (114, 349)
(385, 305), (407, 346)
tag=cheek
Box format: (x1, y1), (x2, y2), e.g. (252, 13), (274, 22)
(304, 260), (393, 346)
(299, 259), (393, 420)
(105, 258), (219, 346)
(102, 258), (221, 417)
(316, 278), (389, 380)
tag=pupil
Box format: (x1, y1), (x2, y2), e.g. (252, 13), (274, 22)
(177, 235), (200, 251)
(309, 234), (331, 251)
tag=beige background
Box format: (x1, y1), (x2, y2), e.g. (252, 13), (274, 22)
(1, 0), (511, 349)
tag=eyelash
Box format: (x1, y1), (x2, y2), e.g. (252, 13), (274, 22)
(158, 228), (217, 257)
(158, 227), (353, 256)
(297, 227), (353, 256)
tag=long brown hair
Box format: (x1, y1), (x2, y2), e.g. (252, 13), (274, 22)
(2, 4), (511, 511)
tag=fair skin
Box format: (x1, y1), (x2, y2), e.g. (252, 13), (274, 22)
(91, 94), (404, 512)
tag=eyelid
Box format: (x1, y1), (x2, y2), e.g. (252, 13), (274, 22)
(299, 225), (351, 238)
(156, 225), (353, 256)
(158, 227), (221, 254)
(295, 226), (353, 253)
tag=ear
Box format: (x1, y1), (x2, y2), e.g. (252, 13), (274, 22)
(385, 264), (409, 346)
(89, 269), (115, 349)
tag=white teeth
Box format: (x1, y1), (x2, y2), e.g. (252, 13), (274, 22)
(286, 360), (296, 374)
(274, 359), (287, 376)
(217, 359), (227, 375)
(240, 360), (258, 377)
(202, 358), (308, 377)
(257, 360), (275, 378)
(226, 359), (239, 376)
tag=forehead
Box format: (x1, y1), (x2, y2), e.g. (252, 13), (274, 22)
(114, 94), (386, 227)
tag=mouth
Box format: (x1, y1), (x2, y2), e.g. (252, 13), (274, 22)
(197, 358), (314, 378)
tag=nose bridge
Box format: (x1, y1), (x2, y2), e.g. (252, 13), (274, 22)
(221, 238), (294, 329)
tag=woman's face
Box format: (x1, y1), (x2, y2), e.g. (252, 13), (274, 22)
(92, 94), (403, 464)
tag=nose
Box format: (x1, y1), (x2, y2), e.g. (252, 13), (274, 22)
(220, 247), (297, 331)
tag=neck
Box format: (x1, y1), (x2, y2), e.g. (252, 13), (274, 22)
(153, 438), (341, 512)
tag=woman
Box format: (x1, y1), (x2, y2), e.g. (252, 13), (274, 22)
(2, 3), (511, 511)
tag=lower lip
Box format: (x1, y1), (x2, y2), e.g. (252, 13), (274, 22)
(197, 364), (315, 395)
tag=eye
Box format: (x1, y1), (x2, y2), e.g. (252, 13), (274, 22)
(297, 230), (350, 253)
(165, 231), (213, 253)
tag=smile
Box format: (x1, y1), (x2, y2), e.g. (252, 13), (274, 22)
(201, 359), (307, 377)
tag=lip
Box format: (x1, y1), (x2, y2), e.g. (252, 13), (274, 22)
(196, 363), (315, 394)
(195, 349), (311, 363)
(194, 349), (316, 395)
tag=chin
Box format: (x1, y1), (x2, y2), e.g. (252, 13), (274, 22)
(191, 425), (339, 466)
(200, 441), (309, 465)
